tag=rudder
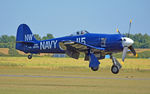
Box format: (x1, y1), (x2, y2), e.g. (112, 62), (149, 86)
(16, 24), (37, 42)
(16, 24), (37, 52)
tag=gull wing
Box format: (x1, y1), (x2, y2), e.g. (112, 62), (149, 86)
(59, 40), (105, 59)
(59, 40), (105, 52)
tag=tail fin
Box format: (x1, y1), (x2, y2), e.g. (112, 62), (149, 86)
(16, 24), (37, 52)
(16, 24), (37, 42)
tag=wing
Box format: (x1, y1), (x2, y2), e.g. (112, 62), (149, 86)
(59, 40), (105, 59)
(59, 41), (105, 51)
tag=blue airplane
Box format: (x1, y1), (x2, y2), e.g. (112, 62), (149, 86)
(16, 21), (137, 74)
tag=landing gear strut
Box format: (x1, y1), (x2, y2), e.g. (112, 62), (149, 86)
(110, 56), (122, 74)
(28, 54), (32, 59)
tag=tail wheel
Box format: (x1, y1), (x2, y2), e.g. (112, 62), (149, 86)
(111, 65), (119, 74)
(28, 55), (32, 59)
(91, 66), (99, 71)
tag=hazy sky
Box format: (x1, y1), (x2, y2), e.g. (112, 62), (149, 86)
(0, 0), (150, 37)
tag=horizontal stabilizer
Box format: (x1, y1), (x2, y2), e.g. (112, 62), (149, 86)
(16, 41), (35, 44)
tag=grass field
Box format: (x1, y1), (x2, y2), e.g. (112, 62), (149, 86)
(0, 57), (150, 94)
(0, 57), (150, 71)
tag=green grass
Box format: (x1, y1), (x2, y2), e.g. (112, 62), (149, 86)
(0, 57), (150, 94)
(0, 68), (150, 94)
(0, 57), (150, 71)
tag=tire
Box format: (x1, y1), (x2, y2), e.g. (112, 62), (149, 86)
(111, 65), (119, 74)
(28, 55), (32, 59)
(91, 66), (99, 71)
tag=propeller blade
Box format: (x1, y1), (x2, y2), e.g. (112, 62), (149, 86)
(128, 45), (137, 56)
(117, 28), (121, 34)
(128, 19), (132, 37)
(122, 47), (128, 62)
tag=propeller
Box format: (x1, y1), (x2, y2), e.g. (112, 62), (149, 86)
(116, 20), (138, 63)
(116, 28), (121, 34)
(128, 45), (136, 56)
(121, 37), (134, 62)
(122, 47), (128, 62)
(128, 19), (132, 37)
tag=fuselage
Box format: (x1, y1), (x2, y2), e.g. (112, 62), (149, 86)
(21, 33), (124, 54)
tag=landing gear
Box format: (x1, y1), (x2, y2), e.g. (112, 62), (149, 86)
(110, 55), (122, 74)
(91, 66), (99, 71)
(111, 65), (119, 74)
(88, 52), (100, 72)
(28, 54), (32, 59)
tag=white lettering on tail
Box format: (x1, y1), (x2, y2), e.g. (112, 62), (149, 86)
(25, 34), (33, 41)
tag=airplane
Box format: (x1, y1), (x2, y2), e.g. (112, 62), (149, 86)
(16, 20), (137, 74)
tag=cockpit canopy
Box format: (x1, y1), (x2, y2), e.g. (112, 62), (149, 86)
(70, 30), (89, 36)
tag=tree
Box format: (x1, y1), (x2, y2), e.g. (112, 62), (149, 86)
(42, 33), (54, 40)
(0, 35), (9, 43)
(9, 36), (16, 42)
(8, 48), (19, 56)
(34, 34), (41, 40)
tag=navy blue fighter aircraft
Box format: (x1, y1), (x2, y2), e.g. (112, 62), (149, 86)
(16, 21), (137, 74)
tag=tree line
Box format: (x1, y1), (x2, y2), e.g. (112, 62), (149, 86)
(0, 33), (150, 48)
(0, 33), (54, 48)
(0, 33), (54, 56)
(125, 33), (150, 48)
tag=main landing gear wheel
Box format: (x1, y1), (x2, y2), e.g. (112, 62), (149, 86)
(91, 66), (99, 71)
(111, 65), (119, 74)
(28, 55), (32, 59)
